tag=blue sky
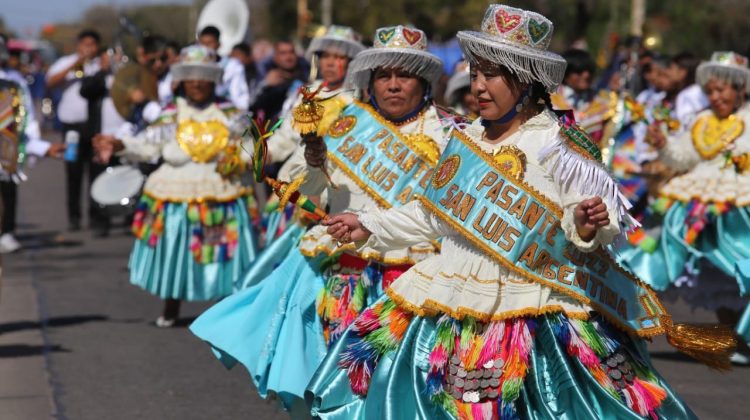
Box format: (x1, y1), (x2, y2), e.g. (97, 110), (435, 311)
(1, 0), (193, 37)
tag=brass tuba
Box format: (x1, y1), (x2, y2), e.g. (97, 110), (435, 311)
(196, 0), (250, 57)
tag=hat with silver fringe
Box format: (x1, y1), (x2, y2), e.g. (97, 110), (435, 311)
(457, 4), (566, 92)
(346, 25), (443, 90)
(696, 51), (750, 89)
(305, 25), (365, 60)
(171, 45), (223, 84)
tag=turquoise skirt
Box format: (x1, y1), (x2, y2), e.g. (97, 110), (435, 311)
(236, 223), (305, 290)
(190, 248), (328, 409)
(306, 298), (696, 419)
(619, 202), (750, 292)
(190, 246), (401, 410)
(129, 197), (258, 301)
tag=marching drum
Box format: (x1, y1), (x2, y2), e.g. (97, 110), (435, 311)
(91, 166), (145, 217)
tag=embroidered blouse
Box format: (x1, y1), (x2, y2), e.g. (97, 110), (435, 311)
(118, 97), (252, 202)
(357, 111), (627, 321)
(285, 104), (450, 264)
(659, 105), (750, 205)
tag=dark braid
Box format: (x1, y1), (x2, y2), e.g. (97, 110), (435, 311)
(530, 81), (554, 111)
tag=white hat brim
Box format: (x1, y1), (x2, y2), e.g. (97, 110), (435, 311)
(457, 30), (566, 92)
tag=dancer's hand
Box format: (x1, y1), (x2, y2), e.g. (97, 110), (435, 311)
(46, 143), (66, 159)
(92, 134), (123, 164)
(646, 124), (667, 149)
(574, 197), (610, 242)
(303, 135), (327, 167)
(324, 212), (371, 243)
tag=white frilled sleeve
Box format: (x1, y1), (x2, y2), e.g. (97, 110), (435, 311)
(538, 136), (625, 253)
(118, 123), (175, 163)
(358, 201), (452, 252)
(658, 127), (701, 172)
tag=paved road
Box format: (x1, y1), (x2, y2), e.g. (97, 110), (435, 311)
(1, 156), (749, 420)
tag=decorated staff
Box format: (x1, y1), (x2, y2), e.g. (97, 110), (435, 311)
(190, 24), (455, 415)
(310, 5), (731, 420)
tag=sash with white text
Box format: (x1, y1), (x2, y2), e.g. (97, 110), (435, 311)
(324, 101), (436, 209)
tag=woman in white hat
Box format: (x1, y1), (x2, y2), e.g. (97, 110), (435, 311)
(190, 25), (455, 414)
(93, 45), (259, 327)
(312, 5), (719, 419)
(245, 25), (365, 276)
(622, 51), (750, 365)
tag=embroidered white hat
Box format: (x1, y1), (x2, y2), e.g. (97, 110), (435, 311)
(346, 25), (443, 90)
(305, 25), (365, 60)
(171, 45), (223, 84)
(696, 51), (750, 89)
(456, 4), (566, 92)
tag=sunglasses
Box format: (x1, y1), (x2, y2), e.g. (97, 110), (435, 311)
(146, 53), (169, 66)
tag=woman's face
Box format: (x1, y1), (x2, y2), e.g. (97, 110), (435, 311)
(470, 61), (523, 121)
(371, 67), (425, 120)
(705, 78), (742, 119)
(184, 80), (214, 104)
(318, 49), (349, 85)
(460, 89), (480, 115)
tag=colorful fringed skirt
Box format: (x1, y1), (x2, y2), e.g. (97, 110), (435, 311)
(619, 198), (750, 312)
(128, 194), (258, 301)
(317, 253), (411, 345)
(306, 297), (697, 419)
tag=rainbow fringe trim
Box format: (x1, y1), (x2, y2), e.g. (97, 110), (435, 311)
(317, 270), (368, 346)
(550, 314), (667, 419)
(340, 299), (670, 419)
(683, 200), (730, 245)
(338, 299), (413, 396)
(187, 201), (241, 264)
(132, 195), (165, 247)
(427, 316), (535, 420)
(627, 197), (732, 251)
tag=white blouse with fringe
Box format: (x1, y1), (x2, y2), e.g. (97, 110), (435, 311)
(357, 111), (631, 321)
(285, 104), (450, 265)
(118, 97), (252, 203)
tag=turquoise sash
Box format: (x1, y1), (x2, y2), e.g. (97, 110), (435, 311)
(419, 129), (670, 337)
(324, 101), (437, 209)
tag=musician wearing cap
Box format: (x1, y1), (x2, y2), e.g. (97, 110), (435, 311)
(311, 5), (719, 418)
(622, 51), (750, 365)
(197, 25), (251, 111)
(93, 45), (259, 328)
(190, 25), (454, 413)
(46, 29), (102, 232)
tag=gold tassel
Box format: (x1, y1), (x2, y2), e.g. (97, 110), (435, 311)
(664, 319), (736, 371)
(291, 100), (325, 135)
